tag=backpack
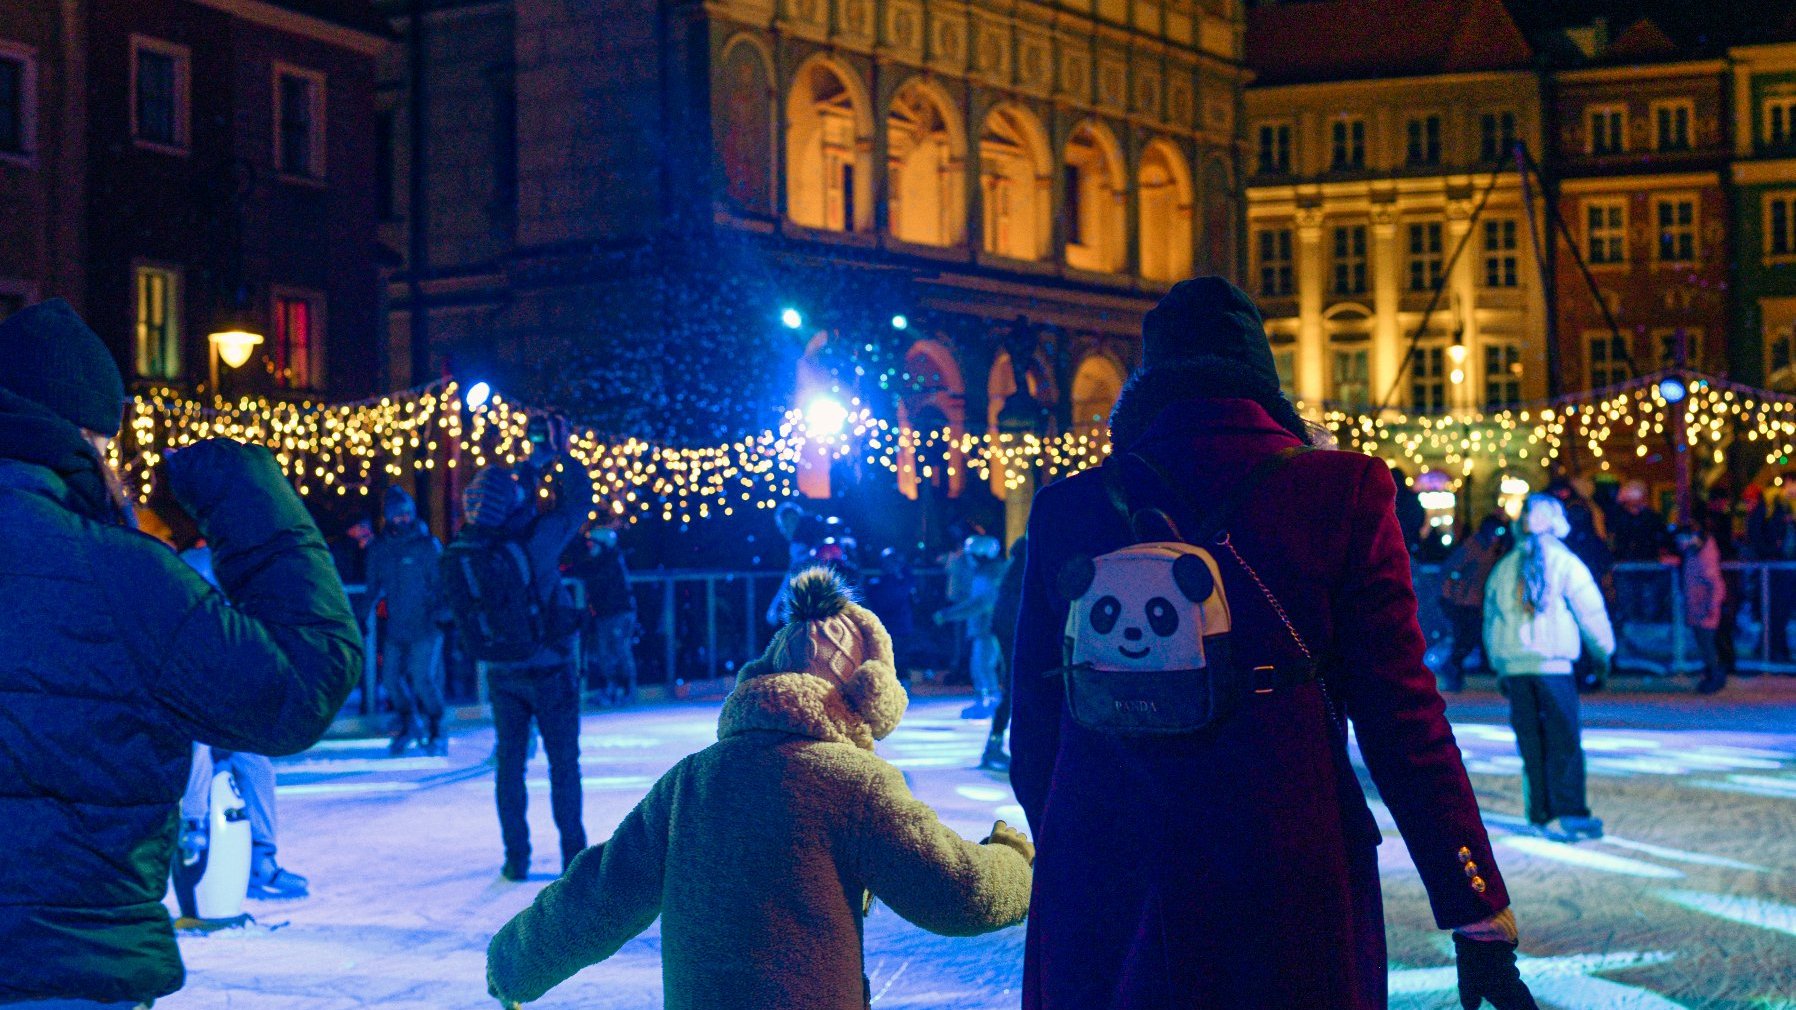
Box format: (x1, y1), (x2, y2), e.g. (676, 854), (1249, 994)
(441, 529), (552, 663)
(1051, 446), (1317, 736)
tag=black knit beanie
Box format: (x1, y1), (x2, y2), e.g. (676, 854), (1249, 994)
(1141, 276), (1280, 381)
(0, 298), (129, 437)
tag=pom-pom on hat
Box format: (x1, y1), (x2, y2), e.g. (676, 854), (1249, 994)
(734, 566), (907, 743)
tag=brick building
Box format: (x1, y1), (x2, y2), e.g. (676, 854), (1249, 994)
(0, 0), (388, 400)
(376, 0), (1250, 540)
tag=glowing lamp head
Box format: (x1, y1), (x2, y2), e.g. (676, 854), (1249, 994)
(780, 307), (804, 330)
(891, 314), (909, 331)
(1446, 342), (1468, 365)
(804, 396), (850, 437)
(208, 329), (264, 369)
(1658, 377), (1687, 404)
(465, 381), (492, 410)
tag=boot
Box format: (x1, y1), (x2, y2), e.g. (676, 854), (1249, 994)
(502, 854), (529, 882)
(387, 733), (410, 757)
(423, 717), (446, 757)
(978, 737), (1010, 772)
(247, 853), (309, 899)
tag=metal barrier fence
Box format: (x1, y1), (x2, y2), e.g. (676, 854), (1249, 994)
(1414, 560), (1796, 678)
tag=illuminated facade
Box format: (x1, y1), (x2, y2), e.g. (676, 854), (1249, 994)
(378, 0), (1249, 541)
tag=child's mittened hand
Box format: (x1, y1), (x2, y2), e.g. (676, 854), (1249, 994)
(982, 819), (1035, 865)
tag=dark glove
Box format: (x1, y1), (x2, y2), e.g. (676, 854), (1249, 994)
(1455, 934), (1539, 1010)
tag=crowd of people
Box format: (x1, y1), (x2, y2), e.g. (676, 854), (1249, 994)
(11, 282), (1567, 1010)
(1429, 477), (1734, 696)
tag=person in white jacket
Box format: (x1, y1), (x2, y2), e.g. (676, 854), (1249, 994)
(1484, 493), (1616, 842)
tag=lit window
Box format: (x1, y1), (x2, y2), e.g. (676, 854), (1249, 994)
(274, 65), (326, 179)
(1257, 228), (1293, 297)
(1405, 115), (1441, 166)
(979, 106), (1050, 261)
(887, 83), (965, 248)
(1479, 111), (1516, 163)
(1767, 97), (1796, 149)
(1485, 342), (1521, 409)
(1588, 333), (1630, 389)
(1655, 196), (1697, 263)
(1257, 122), (1291, 174)
(1653, 100), (1692, 151)
(1063, 124), (1124, 273)
(131, 37), (189, 151)
(786, 61), (866, 233)
(1585, 198), (1627, 265)
(271, 291), (324, 389)
(1330, 344), (1369, 408)
(1331, 225), (1367, 295)
(1483, 219), (1519, 287)
(0, 43), (35, 159)
(1273, 347), (1296, 394)
(1588, 105), (1625, 155)
(1412, 345), (1447, 413)
(1330, 118), (1365, 170)
(1407, 222), (1443, 292)
(1767, 193), (1796, 260)
(134, 265), (180, 380)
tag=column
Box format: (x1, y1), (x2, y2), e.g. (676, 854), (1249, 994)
(1446, 197), (1478, 411)
(1370, 203), (1401, 407)
(1295, 206), (1326, 403)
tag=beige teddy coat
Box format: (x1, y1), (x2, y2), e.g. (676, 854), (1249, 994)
(487, 600), (1033, 1009)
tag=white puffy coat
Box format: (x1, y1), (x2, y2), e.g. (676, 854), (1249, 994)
(1482, 537), (1616, 676)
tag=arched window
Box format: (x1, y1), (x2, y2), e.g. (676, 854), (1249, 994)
(887, 82), (965, 247)
(786, 59), (872, 232)
(717, 39), (775, 215)
(979, 105), (1052, 261)
(1070, 354), (1125, 439)
(897, 340), (966, 498)
(1138, 141), (1194, 282)
(1064, 122), (1127, 274)
(1203, 156), (1236, 275)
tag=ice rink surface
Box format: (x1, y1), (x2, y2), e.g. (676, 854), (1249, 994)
(160, 679), (1796, 1009)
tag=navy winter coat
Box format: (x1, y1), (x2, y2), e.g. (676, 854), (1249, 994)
(365, 521), (447, 642)
(1010, 394), (1508, 1010)
(0, 436), (362, 1003)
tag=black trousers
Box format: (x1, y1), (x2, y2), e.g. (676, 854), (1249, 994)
(1504, 674), (1590, 824)
(491, 666), (587, 867)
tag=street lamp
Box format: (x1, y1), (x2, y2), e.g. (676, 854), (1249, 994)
(207, 326), (264, 392)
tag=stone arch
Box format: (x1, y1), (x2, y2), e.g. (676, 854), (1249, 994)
(717, 35), (776, 215)
(1070, 353), (1126, 437)
(886, 78), (967, 247)
(897, 338), (967, 498)
(1137, 139), (1194, 283)
(1063, 119), (1128, 274)
(785, 55), (875, 232)
(978, 102), (1053, 261)
(985, 347), (1058, 498)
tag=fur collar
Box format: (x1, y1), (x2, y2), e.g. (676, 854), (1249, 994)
(1108, 359), (1313, 451)
(719, 602), (908, 750)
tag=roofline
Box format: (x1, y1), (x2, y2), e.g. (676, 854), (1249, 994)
(187, 0), (390, 54)
(1728, 40), (1796, 64)
(1555, 58), (1729, 83)
(1246, 67), (1538, 96)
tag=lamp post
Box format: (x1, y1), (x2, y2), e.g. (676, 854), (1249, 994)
(207, 325), (264, 394)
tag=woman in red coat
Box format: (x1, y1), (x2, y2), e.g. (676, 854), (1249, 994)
(1009, 278), (1537, 1010)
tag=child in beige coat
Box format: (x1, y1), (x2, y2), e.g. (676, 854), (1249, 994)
(487, 567), (1034, 1008)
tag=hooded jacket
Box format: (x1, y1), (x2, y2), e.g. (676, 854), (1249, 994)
(364, 518), (446, 642)
(1482, 538), (1615, 675)
(0, 400), (361, 1003)
(487, 594), (1032, 1009)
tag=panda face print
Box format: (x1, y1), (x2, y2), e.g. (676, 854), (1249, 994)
(1060, 544), (1231, 672)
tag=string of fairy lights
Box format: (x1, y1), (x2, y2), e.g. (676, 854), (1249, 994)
(115, 372), (1796, 523)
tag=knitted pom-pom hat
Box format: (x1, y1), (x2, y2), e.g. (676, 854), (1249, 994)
(729, 567), (908, 746)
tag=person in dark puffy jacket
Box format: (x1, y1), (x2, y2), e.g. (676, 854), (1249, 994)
(565, 524), (638, 705)
(0, 299), (362, 1007)
(365, 485), (449, 755)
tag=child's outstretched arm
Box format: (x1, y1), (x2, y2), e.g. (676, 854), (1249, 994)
(487, 775), (674, 1004)
(852, 761), (1033, 936)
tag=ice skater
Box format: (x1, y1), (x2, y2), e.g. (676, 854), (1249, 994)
(0, 299), (361, 1007)
(1485, 493), (1614, 841)
(364, 486), (450, 755)
(932, 533), (1007, 718)
(1010, 278), (1537, 1010)
(486, 567), (1033, 1009)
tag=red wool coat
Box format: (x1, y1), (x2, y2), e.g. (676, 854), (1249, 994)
(1009, 397), (1509, 1010)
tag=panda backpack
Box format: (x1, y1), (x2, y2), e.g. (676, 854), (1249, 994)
(1053, 446), (1318, 736)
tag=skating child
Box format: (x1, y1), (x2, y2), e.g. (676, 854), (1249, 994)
(487, 567), (1034, 1009)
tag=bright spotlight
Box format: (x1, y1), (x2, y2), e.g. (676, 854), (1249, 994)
(891, 314), (909, 331)
(780, 307), (804, 330)
(1658, 377), (1687, 404)
(465, 381), (492, 410)
(804, 396), (850, 437)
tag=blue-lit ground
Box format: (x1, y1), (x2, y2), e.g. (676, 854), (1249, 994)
(159, 681), (1796, 1009)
